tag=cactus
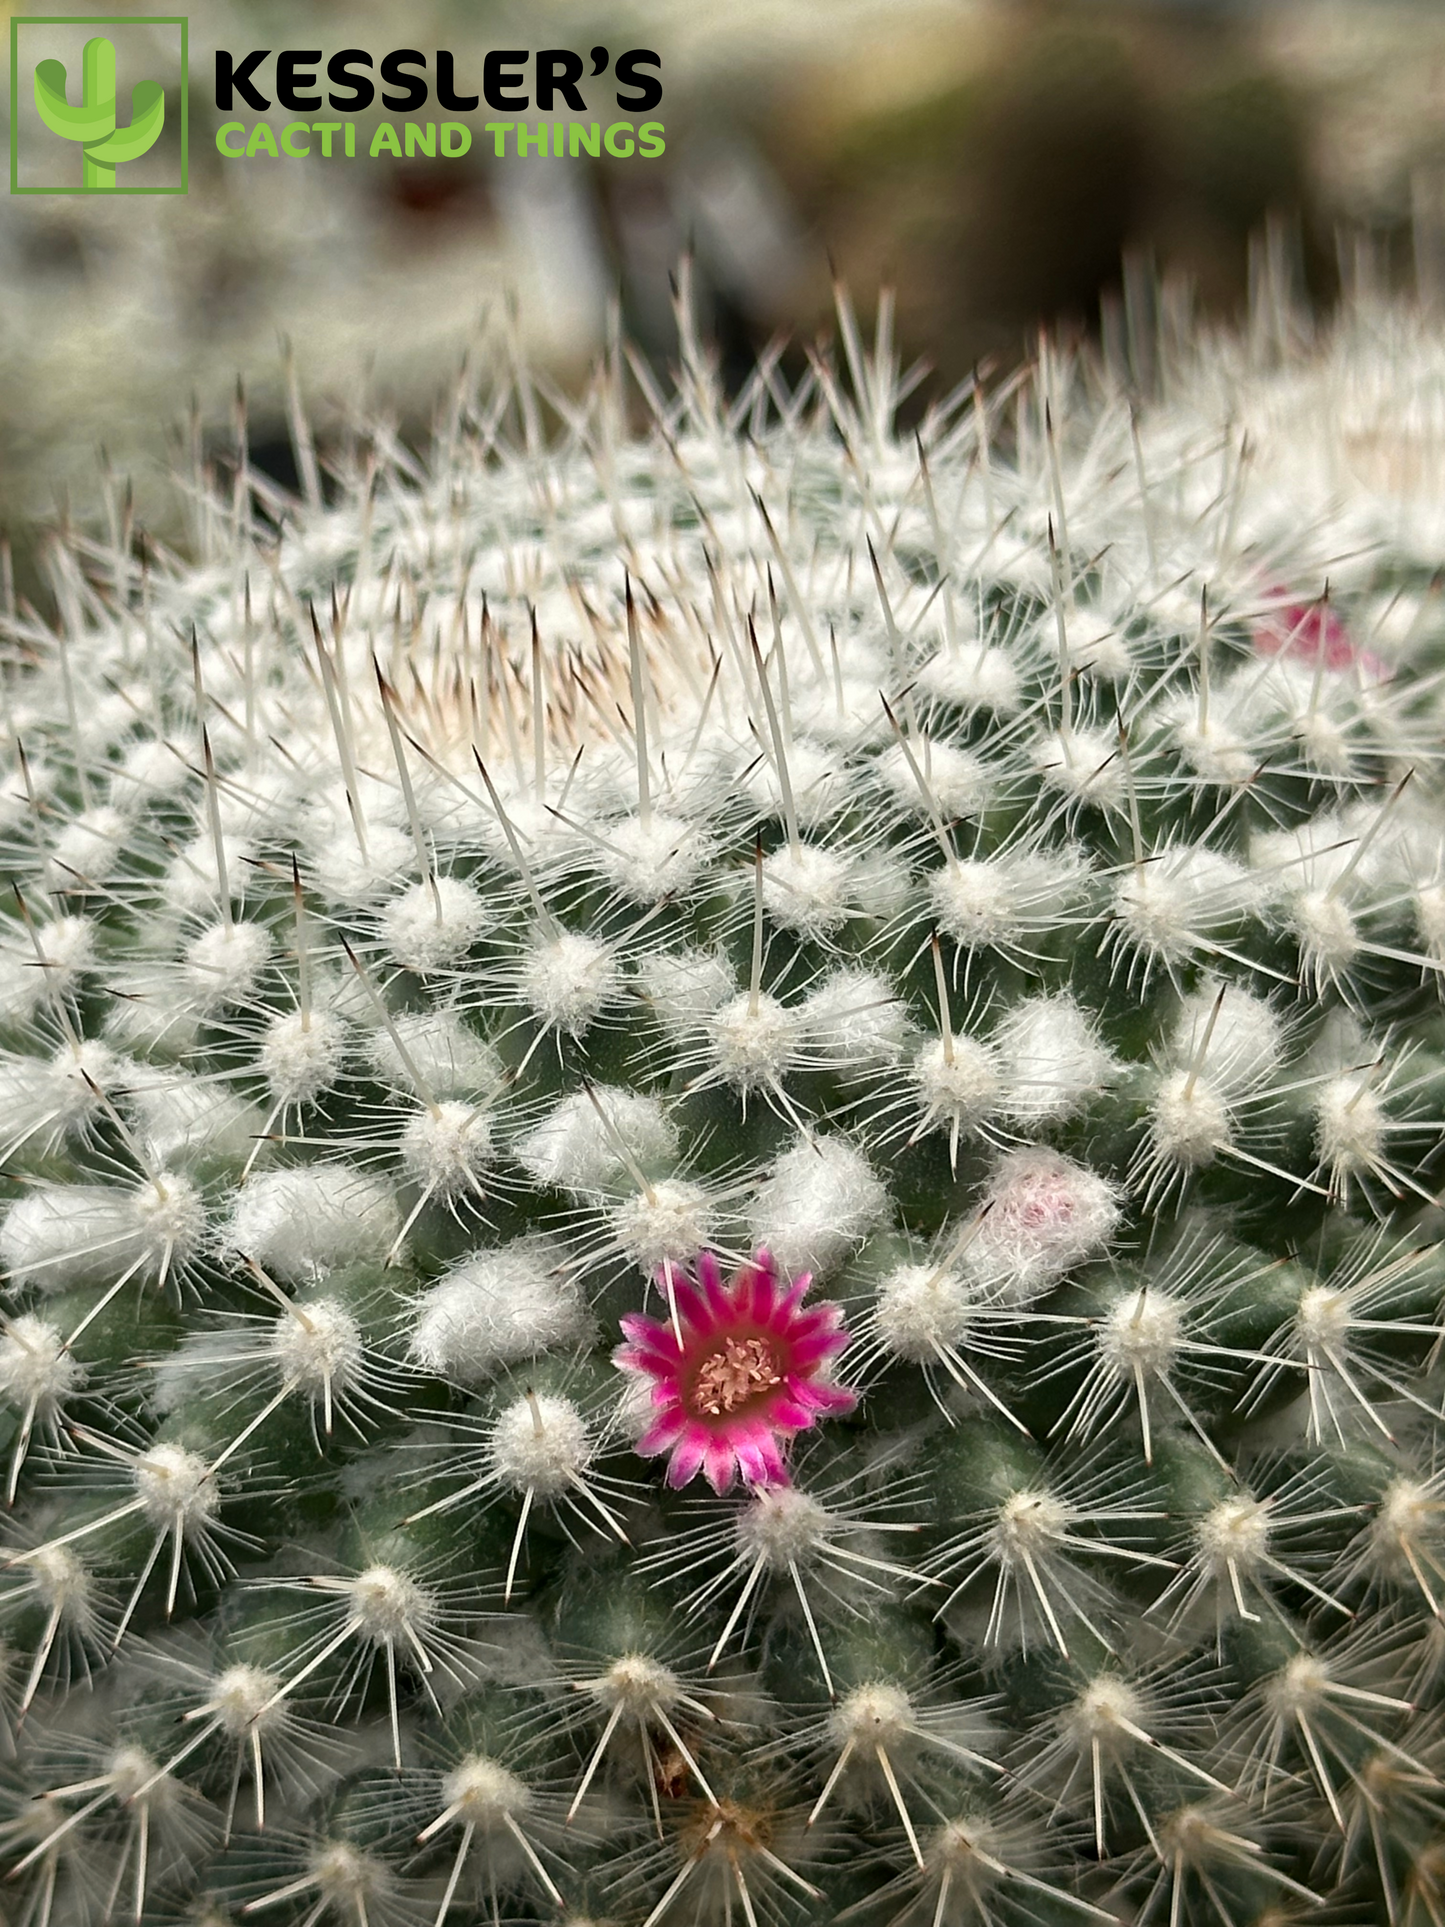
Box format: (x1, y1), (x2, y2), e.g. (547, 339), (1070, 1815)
(33, 36), (165, 190)
(1, 279), (1444, 1927)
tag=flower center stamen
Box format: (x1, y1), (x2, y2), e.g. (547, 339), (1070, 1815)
(693, 1337), (780, 1415)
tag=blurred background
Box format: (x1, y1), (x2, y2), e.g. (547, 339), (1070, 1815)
(1, 0), (1443, 602)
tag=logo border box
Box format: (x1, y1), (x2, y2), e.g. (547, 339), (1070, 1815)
(10, 14), (188, 195)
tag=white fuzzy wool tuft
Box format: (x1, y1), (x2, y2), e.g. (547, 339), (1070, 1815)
(408, 1241), (585, 1381)
(400, 1100), (494, 1197)
(610, 1179), (716, 1272)
(760, 843), (857, 939)
(260, 1010), (347, 1107)
(993, 995), (1116, 1123)
(381, 877), (491, 972)
(366, 1011), (499, 1100)
(965, 1148), (1121, 1302)
(516, 930), (621, 1036)
(133, 1443), (219, 1534)
(594, 813), (710, 902)
(183, 920), (273, 1010)
(225, 1165), (400, 1280)
(47, 806), (129, 890)
(268, 1299), (366, 1400)
(1170, 983), (1284, 1099)
(875, 1264), (976, 1362)
(708, 991), (803, 1092)
(875, 738), (988, 818)
(801, 968), (911, 1071)
(488, 1392), (594, 1497)
(513, 1088), (677, 1194)
(126, 1070), (266, 1170)
(0, 1313), (87, 1416)
(735, 1486), (834, 1567)
(0, 1173), (203, 1290)
(750, 1135), (888, 1279)
(636, 947), (735, 1040)
(911, 1034), (1002, 1135)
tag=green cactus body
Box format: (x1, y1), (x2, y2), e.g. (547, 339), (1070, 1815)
(33, 35), (164, 190)
(1, 285), (1444, 1923)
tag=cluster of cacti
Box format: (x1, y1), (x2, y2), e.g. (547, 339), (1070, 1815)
(2, 278), (1444, 1927)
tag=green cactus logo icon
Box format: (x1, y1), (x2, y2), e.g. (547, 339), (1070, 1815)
(33, 33), (164, 188)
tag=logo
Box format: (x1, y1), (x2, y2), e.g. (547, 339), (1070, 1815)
(10, 15), (187, 194)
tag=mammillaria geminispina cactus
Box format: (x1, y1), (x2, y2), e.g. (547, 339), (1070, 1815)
(1, 276), (1444, 1926)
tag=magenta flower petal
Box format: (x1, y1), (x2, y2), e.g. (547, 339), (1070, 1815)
(615, 1249), (854, 1493)
(665, 1428), (709, 1488)
(703, 1439), (737, 1493)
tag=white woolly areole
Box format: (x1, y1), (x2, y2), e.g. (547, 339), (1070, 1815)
(0, 1174), (203, 1290)
(0, 916), (94, 1022)
(133, 1443), (219, 1535)
(1312, 1074), (1385, 1182)
(166, 831), (255, 916)
(750, 1135), (888, 1279)
(760, 843), (857, 939)
(381, 877), (490, 973)
(1170, 983), (1284, 1099)
(610, 1179), (716, 1272)
(268, 1299), (365, 1400)
(400, 1101), (494, 1197)
(441, 1755), (530, 1824)
(1194, 1494), (1271, 1584)
(408, 1241), (585, 1381)
(1051, 608), (1133, 681)
(875, 738), (988, 819)
(0, 1313), (86, 1415)
(965, 1148), (1121, 1302)
(1291, 889), (1360, 982)
(1112, 850), (1259, 963)
(801, 968), (911, 1071)
(516, 930), (620, 1036)
(828, 1681), (914, 1750)
(183, 919), (273, 1009)
(918, 644), (1022, 715)
(1416, 883), (1445, 966)
(594, 812), (709, 902)
(21, 1544), (92, 1621)
(993, 995), (1115, 1124)
(207, 1664), (287, 1738)
(488, 1392), (594, 1497)
(875, 1264), (976, 1362)
(1098, 1286), (1185, 1381)
(590, 1653), (682, 1713)
(1150, 1071), (1232, 1169)
(346, 1565), (436, 1645)
(735, 1485), (833, 1567)
(366, 1012), (499, 1100)
(47, 806), (129, 890)
(911, 1034), (1002, 1135)
(2, 1038), (122, 1137)
(126, 1071), (265, 1170)
(513, 1088), (677, 1194)
(1060, 1675), (1147, 1753)
(708, 991), (804, 1092)
(260, 1009), (347, 1107)
(225, 1165), (400, 1280)
(744, 737), (848, 829)
(310, 824), (415, 907)
(929, 850), (1085, 951)
(1031, 727), (1125, 808)
(636, 947), (735, 1040)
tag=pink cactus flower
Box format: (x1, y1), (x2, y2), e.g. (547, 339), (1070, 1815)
(615, 1250), (854, 1494)
(1254, 588), (1386, 679)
